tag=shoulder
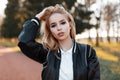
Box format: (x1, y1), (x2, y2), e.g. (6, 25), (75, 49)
(76, 42), (94, 50)
(77, 43), (97, 59)
(23, 17), (40, 28)
(76, 42), (90, 49)
(76, 42), (96, 56)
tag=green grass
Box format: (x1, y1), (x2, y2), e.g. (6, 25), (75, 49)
(0, 39), (120, 80)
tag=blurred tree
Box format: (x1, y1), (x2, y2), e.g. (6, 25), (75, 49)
(1, 0), (21, 38)
(85, 0), (96, 9)
(0, 16), (3, 37)
(116, 4), (120, 43)
(21, 0), (93, 34)
(112, 3), (120, 43)
(103, 2), (118, 43)
(73, 3), (93, 34)
(23, 0), (44, 18)
(84, 0), (97, 43)
(95, 17), (100, 46)
(23, 0), (76, 18)
(63, 0), (76, 9)
(1, 0), (95, 38)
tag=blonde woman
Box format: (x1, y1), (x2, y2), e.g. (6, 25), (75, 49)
(18, 4), (100, 80)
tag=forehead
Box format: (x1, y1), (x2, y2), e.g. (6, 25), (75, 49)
(49, 13), (67, 23)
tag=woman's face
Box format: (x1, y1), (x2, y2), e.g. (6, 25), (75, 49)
(49, 13), (71, 41)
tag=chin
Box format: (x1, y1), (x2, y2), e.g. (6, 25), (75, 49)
(57, 37), (67, 41)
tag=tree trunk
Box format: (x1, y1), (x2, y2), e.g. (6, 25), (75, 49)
(96, 29), (99, 47)
(106, 22), (111, 43)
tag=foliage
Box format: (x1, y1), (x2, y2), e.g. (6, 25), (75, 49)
(74, 4), (93, 34)
(1, 0), (94, 38)
(103, 2), (119, 43)
(1, 0), (21, 38)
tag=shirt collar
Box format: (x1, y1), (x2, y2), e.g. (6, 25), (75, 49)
(60, 45), (73, 54)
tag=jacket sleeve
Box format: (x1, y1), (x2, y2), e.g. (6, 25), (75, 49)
(18, 18), (47, 64)
(87, 45), (100, 80)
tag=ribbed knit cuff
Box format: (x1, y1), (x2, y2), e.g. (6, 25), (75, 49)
(31, 17), (40, 26)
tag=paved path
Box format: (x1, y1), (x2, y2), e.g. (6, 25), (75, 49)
(0, 46), (42, 80)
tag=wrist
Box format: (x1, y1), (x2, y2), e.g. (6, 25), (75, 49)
(34, 17), (40, 22)
(35, 14), (40, 20)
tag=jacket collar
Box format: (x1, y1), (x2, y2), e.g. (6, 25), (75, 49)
(57, 39), (77, 58)
(72, 39), (76, 53)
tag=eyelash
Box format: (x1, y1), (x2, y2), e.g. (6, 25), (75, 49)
(50, 22), (66, 28)
(61, 22), (66, 25)
(51, 24), (56, 28)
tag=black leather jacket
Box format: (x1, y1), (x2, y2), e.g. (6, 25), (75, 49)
(18, 18), (100, 80)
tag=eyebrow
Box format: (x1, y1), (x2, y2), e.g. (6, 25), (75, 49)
(50, 22), (56, 26)
(59, 19), (65, 23)
(50, 19), (66, 25)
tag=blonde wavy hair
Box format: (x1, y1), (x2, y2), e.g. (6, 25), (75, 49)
(40, 4), (76, 52)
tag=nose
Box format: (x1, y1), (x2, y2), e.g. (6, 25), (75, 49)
(57, 25), (62, 31)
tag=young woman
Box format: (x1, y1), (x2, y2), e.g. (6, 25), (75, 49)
(18, 4), (100, 80)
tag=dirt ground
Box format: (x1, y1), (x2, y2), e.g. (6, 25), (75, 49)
(0, 46), (43, 80)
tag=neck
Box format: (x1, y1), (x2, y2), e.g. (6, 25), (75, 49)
(58, 36), (73, 52)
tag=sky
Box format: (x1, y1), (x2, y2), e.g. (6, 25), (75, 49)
(77, 0), (120, 38)
(0, 0), (8, 17)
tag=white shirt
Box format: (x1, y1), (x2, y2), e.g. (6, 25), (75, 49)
(59, 46), (73, 80)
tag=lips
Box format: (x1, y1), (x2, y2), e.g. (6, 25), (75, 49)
(57, 32), (64, 37)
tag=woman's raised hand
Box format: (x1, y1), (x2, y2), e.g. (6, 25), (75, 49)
(35, 6), (54, 21)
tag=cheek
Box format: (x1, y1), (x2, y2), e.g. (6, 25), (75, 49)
(65, 24), (71, 32)
(50, 28), (57, 36)
(67, 27), (71, 34)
